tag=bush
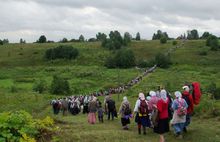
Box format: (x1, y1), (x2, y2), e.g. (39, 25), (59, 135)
(172, 40), (177, 45)
(207, 82), (220, 100)
(206, 35), (219, 50)
(45, 45), (79, 60)
(154, 53), (172, 68)
(199, 51), (208, 56)
(50, 75), (70, 95)
(137, 59), (149, 68)
(33, 79), (47, 93)
(160, 36), (167, 44)
(0, 111), (55, 142)
(105, 49), (136, 68)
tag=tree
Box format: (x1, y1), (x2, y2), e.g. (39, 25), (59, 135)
(0, 39), (3, 45)
(160, 35), (167, 44)
(79, 35), (85, 42)
(201, 32), (210, 39)
(102, 30), (124, 50)
(37, 35), (47, 43)
(135, 32), (141, 40)
(123, 32), (132, 45)
(20, 38), (26, 44)
(50, 75), (70, 95)
(155, 53), (172, 68)
(45, 45), (79, 60)
(88, 38), (97, 42)
(105, 49), (136, 68)
(60, 38), (68, 43)
(2, 39), (9, 44)
(152, 30), (169, 40)
(206, 35), (219, 50)
(187, 29), (199, 40)
(96, 32), (107, 41)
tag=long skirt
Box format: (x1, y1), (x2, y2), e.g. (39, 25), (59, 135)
(88, 112), (96, 124)
(154, 118), (170, 134)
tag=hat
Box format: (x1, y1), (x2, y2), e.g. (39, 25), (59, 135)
(149, 91), (156, 97)
(139, 93), (145, 100)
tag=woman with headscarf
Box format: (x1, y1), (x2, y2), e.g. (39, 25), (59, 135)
(133, 93), (151, 135)
(88, 97), (98, 124)
(119, 96), (132, 130)
(154, 89), (170, 142)
(171, 91), (188, 138)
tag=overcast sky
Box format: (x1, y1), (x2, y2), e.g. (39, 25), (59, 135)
(0, 0), (220, 43)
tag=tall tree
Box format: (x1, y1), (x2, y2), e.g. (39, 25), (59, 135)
(79, 35), (85, 42)
(123, 32), (132, 45)
(135, 32), (141, 40)
(37, 35), (47, 43)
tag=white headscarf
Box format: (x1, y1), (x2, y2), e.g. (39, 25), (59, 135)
(160, 89), (167, 101)
(139, 93), (145, 101)
(182, 86), (190, 92)
(174, 91), (182, 101)
(149, 91), (156, 97)
(123, 96), (128, 102)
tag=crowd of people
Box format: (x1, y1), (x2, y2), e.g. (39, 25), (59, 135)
(51, 84), (196, 142)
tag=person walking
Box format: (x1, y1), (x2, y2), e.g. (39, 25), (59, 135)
(119, 96), (132, 130)
(171, 91), (188, 139)
(154, 89), (170, 142)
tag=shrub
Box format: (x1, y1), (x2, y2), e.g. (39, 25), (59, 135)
(172, 40), (177, 45)
(154, 53), (172, 68)
(10, 84), (18, 93)
(0, 111), (55, 142)
(45, 45), (79, 60)
(207, 82), (220, 100)
(137, 59), (149, 68)
(105, 49), (136, 68)
(33, 79), (47, 93)
(160, 36), (167, 44)
(206, 35), (219, 50)
(50, 75), (70, 95)
(199, 51), (208, 56)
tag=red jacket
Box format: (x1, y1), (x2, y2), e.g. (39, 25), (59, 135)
(157, 99), (169, 119)
(182, 91), (194, 114)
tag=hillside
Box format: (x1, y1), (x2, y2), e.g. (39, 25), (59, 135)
(0, 40), (220, 142)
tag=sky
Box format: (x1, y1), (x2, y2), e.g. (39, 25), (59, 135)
(0, 0), (220, 43)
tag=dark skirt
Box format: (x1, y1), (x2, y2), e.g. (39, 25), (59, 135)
(154, 118), (170, 134)
(135, 114), (151, 127)
(121, 118), (130, 126)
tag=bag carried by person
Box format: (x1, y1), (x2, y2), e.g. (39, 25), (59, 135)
(139, 100), (149, 115)
(192, 82), (202, 105)
(176, 99), (187, 117)
(124, 103), (132, 115)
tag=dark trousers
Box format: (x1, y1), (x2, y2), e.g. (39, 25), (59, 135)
(108, 111), (114, 120)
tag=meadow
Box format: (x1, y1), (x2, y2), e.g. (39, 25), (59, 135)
(0, 40), (220, 142)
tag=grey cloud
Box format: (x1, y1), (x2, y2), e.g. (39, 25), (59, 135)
(1, 0), (220, 42)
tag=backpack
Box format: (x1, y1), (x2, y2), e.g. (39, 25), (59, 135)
(107, 99), (115, 111)
(192, 82), (202, 105)
(176, 99), (187, 117)
(139, 100), (149, 115)
(124, 103), (131, 115)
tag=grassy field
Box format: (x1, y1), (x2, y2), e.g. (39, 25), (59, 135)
(0, 40), (220, 142)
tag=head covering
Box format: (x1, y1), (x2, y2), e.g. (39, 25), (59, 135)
(123, 96), (128, 101)
(174, 91), (182, 101)
(146, 96), (151, 101)
(183, 86), (190, 92)
(139, 93), (145, 100)
(160, 89), (167, 101)
(149, 91), (156, 97)
(92, 97), (97, 102)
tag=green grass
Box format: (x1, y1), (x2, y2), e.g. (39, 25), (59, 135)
(0, 40), (220, 142)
